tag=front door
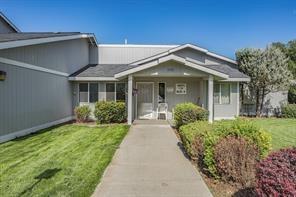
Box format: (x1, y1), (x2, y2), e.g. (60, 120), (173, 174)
(136, 82), (154, 119)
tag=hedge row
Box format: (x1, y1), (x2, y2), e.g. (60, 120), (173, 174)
(179, 119), (272, 187)
(74, 101), (126, 124)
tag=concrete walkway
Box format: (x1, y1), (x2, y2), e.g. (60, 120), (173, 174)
(92, 120), (212, 197)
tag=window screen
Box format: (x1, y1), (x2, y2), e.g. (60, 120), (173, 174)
(214, 84), (220, 104)
(106, 83), (115, 101)
(89, 83), (98, 103)
(221, 84), (230, 104)
(79, 83), (88, 102)
(116, 83), (126, 102)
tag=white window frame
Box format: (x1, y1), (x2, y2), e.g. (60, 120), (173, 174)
(175, 83), (187, 95)
(78, 82), (99, 103)
(105, 82), (127, 102)
(214, 83), (231, 105)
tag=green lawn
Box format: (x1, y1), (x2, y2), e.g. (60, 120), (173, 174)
(0, 124), (129, 197)
(251, 118), (296, 150)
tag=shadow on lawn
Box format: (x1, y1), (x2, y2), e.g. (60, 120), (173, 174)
(18, 168), (61, 196)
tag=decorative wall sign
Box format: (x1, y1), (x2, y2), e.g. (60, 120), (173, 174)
(176, 83), (187, 94)
(166, 87), (174, 93)
(0, 71), (6, 81)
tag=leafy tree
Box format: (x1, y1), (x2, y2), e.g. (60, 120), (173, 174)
(236, 46), (292, 116)
(272, 40), (296, 104)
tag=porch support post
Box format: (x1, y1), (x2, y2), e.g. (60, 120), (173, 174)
(127, 75), (133, 125)
(208, 75), (214, 123)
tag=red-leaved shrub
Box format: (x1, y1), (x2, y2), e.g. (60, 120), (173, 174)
(256, 147), (296, 197)
(214, 136), (259, 187)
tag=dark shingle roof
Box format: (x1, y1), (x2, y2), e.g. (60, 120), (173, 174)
(202, 64), (249, 78)
(70, 63), (249, 79)
(70, 64), (138, 77)
(0, 32), (82, 43)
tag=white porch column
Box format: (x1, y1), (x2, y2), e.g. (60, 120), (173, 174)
(208, 75), (214, 123)
(127, 75), (133, 125)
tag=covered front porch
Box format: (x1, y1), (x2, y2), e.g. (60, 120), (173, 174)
(128, 76), (214, 123)
(121, 57), (226, 124)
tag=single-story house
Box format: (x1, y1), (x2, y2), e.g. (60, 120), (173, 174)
(0, 12), (285, 143)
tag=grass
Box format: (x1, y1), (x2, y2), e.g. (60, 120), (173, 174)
(0, 123), (129, 197)
(250, 118), (296, 150)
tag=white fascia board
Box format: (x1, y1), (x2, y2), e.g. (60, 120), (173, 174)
(130, 52), (170, 65)
(168, 44), (208, 53)
(220, 78), (250, 82)
(206, 52), (237, 64)
(68, 77), (118, 81)
(0, 57), (69, 77)
(0, 12), (20, 32)
(185, 60), (229, 79)
(115, 54), (229, 79)
(98, 44), (179, 48)
(115, 60), (159, 78)
(0, 34), (97, 50)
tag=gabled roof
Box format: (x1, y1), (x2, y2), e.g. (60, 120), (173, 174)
(130, 43), (237, 65)
(0, 12), (20, 32)
(0, 32), (98, 49)
(115, 54), (230, 79)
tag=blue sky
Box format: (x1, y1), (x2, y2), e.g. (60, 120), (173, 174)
(1, 0), (295, 58)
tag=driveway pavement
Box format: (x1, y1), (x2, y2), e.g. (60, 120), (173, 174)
(92, 120), (212, 197)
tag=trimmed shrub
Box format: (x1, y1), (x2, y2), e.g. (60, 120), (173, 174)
(203, 119), (271, 178)
(179, 121), (213, 160)
(174, 103), (208, 128)
(94, 101), (126, 124)
(214, 136), (259, 187)
(288, 84), (296, 104)
(282, 104), (296, 118)
(74, 105), (91, 123)
(256, 148), (296, 196)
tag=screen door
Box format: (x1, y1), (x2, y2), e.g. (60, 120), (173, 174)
(137, 82), (154, 119)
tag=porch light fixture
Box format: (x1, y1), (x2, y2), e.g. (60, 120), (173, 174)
(151, 72), (158, 76)
(183, 72), (190, 76)
(0, 71), (6, 81)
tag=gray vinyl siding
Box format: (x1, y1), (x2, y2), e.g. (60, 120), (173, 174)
(98, 45), (175, 64)
(0, 17), (16, 33)
(214, 82), (238, 118)
(0, 62), (72, 136)
(0, 39), (90, 74)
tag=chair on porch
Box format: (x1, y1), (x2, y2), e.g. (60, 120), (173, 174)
(157, 103), (168, 120)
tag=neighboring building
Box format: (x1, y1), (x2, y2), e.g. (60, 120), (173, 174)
(0, 12), (257, 143)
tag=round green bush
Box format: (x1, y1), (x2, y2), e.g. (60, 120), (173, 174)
(281, 104), (296, 118)
(74, 105), (91, 123)
(174, 103), (208, 128)
(179, 121), (213, 160)
(94, 101), (126, 124)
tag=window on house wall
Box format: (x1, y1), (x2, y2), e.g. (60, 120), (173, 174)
(106, 83), (115, 101)
(214, 83), (231, 104)
(116, 83), (126, 102)
(158, 83), (165, 103)
(79, 83), (88, 102)
(89, 83), (98, 103)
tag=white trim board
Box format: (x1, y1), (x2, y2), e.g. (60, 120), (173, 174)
(0, 116), (73, 143)
(0, 34), (97, 50)
(0, 57), (69, 77)
(214, 116), (236, 120)
(130, 43), (237, 66)
(68, 77), (118, 81)
(115, 54), (229, 79)
(99, 44), (179, 48)
(0, 12), (20, 32)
